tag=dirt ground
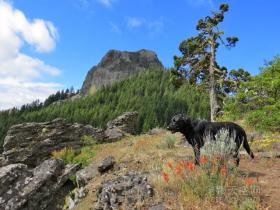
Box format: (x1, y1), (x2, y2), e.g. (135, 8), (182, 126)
(239, 156), (280, 210)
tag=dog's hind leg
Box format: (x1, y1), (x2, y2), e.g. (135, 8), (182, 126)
(233, 152), (240, 166)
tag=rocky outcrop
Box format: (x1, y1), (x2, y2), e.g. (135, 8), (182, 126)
(106, 112), (138, 135)
(104, 112), (138, 142)
(2, 119), (104, 167)
(0, 112), (140, 210)
(0, 158), (80, 210)
(94, 171), (153, 210)
(81, 49), (164, 95)
(1, 112), (137, 167)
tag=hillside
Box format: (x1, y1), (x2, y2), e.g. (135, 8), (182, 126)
(69, 130), (280, 209)
(0, 69), (210, 148)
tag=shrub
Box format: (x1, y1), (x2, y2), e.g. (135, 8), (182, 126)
(251, 137), (280, 152)
(200, 128), (237, 165)
(157, 134), (176, 149)
(72, 146), (99, 167)
(51, 147), (76, 164)
(237, 198), (259, 210)
(159, 129), (261, 208)
(51, 145), (99, 167)
(82, 135), (98, 146)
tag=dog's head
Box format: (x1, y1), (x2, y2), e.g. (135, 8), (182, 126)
(167, 114), (191, 133)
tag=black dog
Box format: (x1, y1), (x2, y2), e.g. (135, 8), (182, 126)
(167, 114), (254, 166)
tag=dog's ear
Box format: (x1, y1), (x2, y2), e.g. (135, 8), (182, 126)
(182, 116), (191, 124)
(178, 113), (187, 119)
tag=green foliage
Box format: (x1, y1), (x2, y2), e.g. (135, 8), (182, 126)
(237, 199), (259, 210)
(82, 135), (98, 146)
(51, 146), (99, 167)
(157, 134), (176, 149)
(0, 69), (210, 148)
(173, 3), (240, 120)
(72, 146), (99, 167)
(223, 56), (280, 131)
(173, 3), (239, 85)
(51, 147), (76, 164)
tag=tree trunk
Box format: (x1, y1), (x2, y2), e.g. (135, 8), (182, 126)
(209, 39), (220, 122)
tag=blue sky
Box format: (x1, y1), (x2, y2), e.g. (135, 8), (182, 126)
(0, 0), (279, 109)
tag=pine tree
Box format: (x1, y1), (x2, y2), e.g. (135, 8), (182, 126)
(174, 3), (238, 121)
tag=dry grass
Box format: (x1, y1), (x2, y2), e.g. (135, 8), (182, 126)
(73, 130), (264, 210)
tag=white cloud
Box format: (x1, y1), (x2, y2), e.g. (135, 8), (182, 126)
(77, 0), (116, 9)
(98, 0), (112, 7)
(0, 79), (61, 110)
(126, 17), (164, 36)
(109, 21), (122, 34)
(0, 0), (61, 110)
(187, 0), (214, 7)
(126, 17), (145, 29)
(148, 20), (164, 35)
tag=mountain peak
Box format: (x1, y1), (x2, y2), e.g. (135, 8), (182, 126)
(81, 49), (164, 95)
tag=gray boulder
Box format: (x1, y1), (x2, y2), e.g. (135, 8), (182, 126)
(94, 171), (153, 210)
(76, 163), (99, 187)
(97, 156), (116, 174)
(104, 128), (124, 142)
(0, 158), (80, 210)
(2, 118), (104, 167)
(81, 49), (164, 95)
(64, 187), (88, 210)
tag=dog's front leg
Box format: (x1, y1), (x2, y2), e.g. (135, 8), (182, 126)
(193, 145), (200, 165)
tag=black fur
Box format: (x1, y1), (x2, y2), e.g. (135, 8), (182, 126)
(167, 114), (254, 166)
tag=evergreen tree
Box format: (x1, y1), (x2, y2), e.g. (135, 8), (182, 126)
(0, 69), (210, 148)
(173, 3), (238, 121)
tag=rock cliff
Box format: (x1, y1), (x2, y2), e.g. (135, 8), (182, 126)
(81, 49), (164, 95)
(2, 119), (104, 167)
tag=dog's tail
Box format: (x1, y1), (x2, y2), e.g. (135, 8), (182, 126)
(243, 134), (254, 159)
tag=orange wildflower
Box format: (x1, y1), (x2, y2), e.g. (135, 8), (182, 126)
(245, 177), (255, 186)
(220, 166), (227, 176)
(166, 161), (173, 169)
(175, 164), (183, 175)
(187, 161), (195, 171)
(211, 167), (216, 174)
(161, 171), (169, 182)
(200, 156), (208, 164)
(178, 159), (185, 167)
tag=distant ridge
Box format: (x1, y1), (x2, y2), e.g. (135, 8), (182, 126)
(81, 49), (164, 95)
